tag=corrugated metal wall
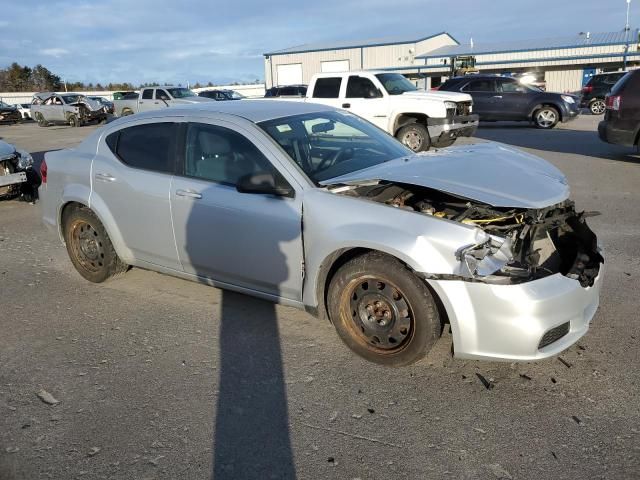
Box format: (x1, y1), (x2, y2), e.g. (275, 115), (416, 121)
(544, 70), (584, 93)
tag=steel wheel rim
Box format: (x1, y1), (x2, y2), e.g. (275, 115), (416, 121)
(69, 220), (105, 273)
(591, 100), (605, 115)
(536, 109), (557, 127)
(344, 277), (414, 352)
(402, 131), (423, 151)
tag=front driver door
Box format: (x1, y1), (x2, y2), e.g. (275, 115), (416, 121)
(170, 120), (304, 301)
(494, 78), (531, 120)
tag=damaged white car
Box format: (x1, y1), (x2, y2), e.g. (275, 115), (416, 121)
(31, 92), (108, 127)
(40, 101), (603, 366)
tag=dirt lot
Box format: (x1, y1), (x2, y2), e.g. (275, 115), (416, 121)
(1, 116), (639, 480)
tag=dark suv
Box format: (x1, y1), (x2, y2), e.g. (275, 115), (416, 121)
(598, 69), (640, 147)
(439, 75), (579, 129)
(581, 71), (627, 115)
(264, 85), (307, 97)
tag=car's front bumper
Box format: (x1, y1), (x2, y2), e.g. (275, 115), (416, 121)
(562, 102), (580, 122)
(426, 267), (604, 361)
(428, 114), (479, 144)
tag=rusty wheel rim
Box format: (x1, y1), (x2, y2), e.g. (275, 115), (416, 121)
(69, 220), (105, 273)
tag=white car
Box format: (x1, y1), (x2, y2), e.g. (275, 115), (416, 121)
(16, 103), (31, 120)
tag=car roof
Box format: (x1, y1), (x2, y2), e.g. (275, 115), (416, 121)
(123, 99), (335, 123)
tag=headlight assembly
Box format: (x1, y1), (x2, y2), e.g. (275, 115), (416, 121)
(16, 149), (34, 169)
(456, 235), (514, 278)
(444, 101), (457, 110)
(561, 95), (575, 104)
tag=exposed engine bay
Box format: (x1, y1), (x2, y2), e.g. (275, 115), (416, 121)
(337, 182), (603, 287)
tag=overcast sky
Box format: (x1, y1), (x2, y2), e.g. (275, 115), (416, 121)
(0, 0), (636, 86)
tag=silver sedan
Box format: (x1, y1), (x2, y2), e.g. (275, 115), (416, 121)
(39, 100), (604, 366)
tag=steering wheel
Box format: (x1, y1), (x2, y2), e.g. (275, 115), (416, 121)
(315, 147), (355, 173)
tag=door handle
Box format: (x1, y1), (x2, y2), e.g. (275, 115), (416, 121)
(342, 103), (351, 108)
(154, 101), (159, 104)
(176, 189), (202, 199)
(492, 95), (503, 99)
(95, 173), (116, 182)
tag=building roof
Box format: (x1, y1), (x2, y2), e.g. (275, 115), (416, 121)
(417, 29), (639, 58)
(265, 32), (456, 56)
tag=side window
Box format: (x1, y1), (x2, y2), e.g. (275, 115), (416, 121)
(110, 122), (177, 173)
(156, 89), (169, 100)
(142, 89), (153, 100)
(346, 76), (379, 98)
(498, 80), (526, 93)
(462, 80), (495, 92)
(184, 123), (283, 186)
(312, 77), (342, 98)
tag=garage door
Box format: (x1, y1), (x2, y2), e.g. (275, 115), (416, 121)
(277, 64), (303, 86)
(321, 60), (350, 73)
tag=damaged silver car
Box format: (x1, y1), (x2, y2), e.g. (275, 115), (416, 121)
(31, 92), (108, 127)
(40, 101), (603, 366)
(0, 140), (39, 202)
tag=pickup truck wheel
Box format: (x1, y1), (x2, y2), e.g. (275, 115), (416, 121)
(63, 207), (128, 283)
(327, 252), (440, 366)
(68, 114), (80, 127)
(589, 99), (606, 115)
(396, 123), (430, 152)
(121, 109), (133, 116)
(533, 106), (559, 129)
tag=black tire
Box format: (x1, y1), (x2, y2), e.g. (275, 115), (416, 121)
(589, 98), (606, 115)
(396, 123), (431, 152)
(121, 109), (133, 117)
(433, 137), (456, 148)
(63, 207), (128, 283)
(533, 106), (559, 129)
(327, 252), (441, 366)
(35, 113), (48, 127)
(68, 114), (80, 127)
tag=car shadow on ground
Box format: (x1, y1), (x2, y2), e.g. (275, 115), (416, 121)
(475, 122), (640, 163)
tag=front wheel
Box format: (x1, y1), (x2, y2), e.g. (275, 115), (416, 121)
(396, 123), (431, 152)
(68, 114), (80, 127)
(533, 106), (559, 129)
(327, 252), (441, 366)
(35, 113), (48, 127)
(63, 207), (128, 283)
(589, 99), (606, 115)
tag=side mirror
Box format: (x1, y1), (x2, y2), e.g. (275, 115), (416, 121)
(236, 172), (294, 198)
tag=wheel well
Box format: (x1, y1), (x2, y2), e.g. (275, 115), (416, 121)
(393, 113), (428, 135)
(315, 247), (449, 331)
(60, 201), (86, 239)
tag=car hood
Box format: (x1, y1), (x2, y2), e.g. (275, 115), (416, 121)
(320, 142), (570, 209)
(398, 90), (473, 103)
(0, 140), (16, 160)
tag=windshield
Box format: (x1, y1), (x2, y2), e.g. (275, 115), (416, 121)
(375, 73), (418, 95)
(166, 88), (196, 98)
(0, 101), (11, 108)
(259, 111), (410, 185)
(61, 95), (81, 104)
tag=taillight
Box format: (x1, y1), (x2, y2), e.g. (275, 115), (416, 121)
(40, 158), (47, 184)
(582, 85), (593, 94)
(606, 95), (621, 111)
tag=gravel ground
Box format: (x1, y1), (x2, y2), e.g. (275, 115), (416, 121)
(0, 115), (639, 480)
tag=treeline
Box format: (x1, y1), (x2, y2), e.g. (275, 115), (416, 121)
(0, 62), (262, 92)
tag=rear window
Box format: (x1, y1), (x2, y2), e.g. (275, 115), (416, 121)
(106, 122), (178, 174)
(313, 77), (341, 98)
(610, 71), (638, 95)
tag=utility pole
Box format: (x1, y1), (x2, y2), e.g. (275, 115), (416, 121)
(624, 0), (632, 70)
(625, 0), (631, 31)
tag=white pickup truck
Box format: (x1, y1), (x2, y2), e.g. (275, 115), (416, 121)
(285, 71), (478, 151)
(113, 86), (213, 117)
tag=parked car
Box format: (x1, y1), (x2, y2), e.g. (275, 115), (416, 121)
(581, 71), (627, 115)
(31, 92), (108, 127)
(265, 85), (308, 97)
(40, 101), (603, 366)
(88, 96), (115, 114)
(0, 101), (22, 124)
(598, 69), (640, 147)
(281, 71), (478, 151)
(0, 140), (39, 201)
(439, 75), (579, 129)
(113, 86), (213, 116)
(198, 89), (245, 101)
(15, 103), (32, 120)
(112, 91), (138, 100)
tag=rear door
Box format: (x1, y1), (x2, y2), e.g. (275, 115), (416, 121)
(137, 88), (155, 112)
(91, 120), (182, 270)
(170, 120), (304, 301)
(309, 76), (343, 110)
(460, 79), (496, 119)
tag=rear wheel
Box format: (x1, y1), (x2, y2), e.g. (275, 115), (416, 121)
(327, 252), (441, 366)
(589, 99), (606, 115)
(396, 123), (431, 152)
(533, 106), (559, 129)
(63, 207), (128, 283)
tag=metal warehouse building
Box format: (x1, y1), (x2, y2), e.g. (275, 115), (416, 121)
(264, 29), (639, 93)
